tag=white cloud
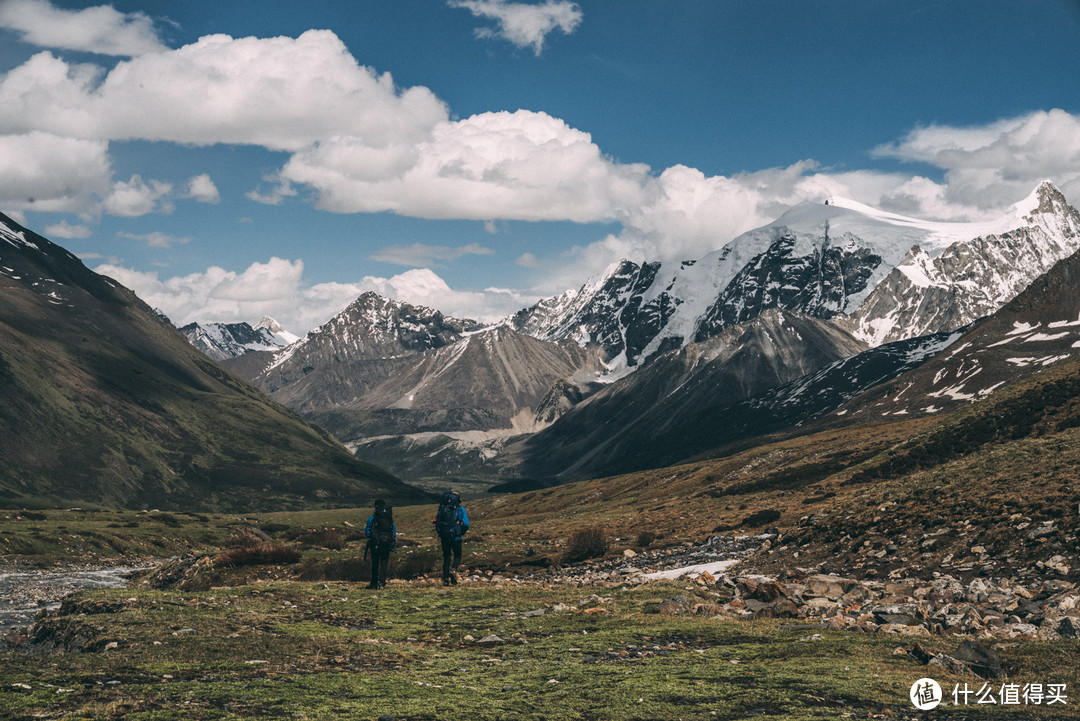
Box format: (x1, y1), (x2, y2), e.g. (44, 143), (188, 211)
(97, 260), (535, 334)
(102, 175), (173, 217)
(0, 0), (167, 56)
(184, 173), (220, 204)
(353, 268), (536, 322)
(0, 132), (111, 213)
(873, 108), (1080, 212)
(369, 242), (493, 267)
(278, 109), (649, 222)
(449, 0), (582, 55)
(43, 220), (91, 239)
(118, 231), (190, 249)
(0, 30), (448, 152)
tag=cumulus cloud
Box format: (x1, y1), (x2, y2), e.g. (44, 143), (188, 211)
(102, 175), (173, 217)
(278, 109), (649, 222)
(449, 0), (582, 55)
(0, 30), (448, 152)
(97, 260), (534, 334)
(352, 268), (536, 322)
(369, 242), (493, 267)
(184, 173), (220, 204)
(118, 231), (190, 249)
(0, 132), (111, 213)
(43, 220), (91, 239)
(0, 0), (167, 56)
(873, 108), (1080, 212)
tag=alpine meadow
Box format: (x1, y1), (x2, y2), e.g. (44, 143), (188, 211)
(2, 2), (1080, 720)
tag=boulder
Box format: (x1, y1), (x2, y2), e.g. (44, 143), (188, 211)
(951, 640), (1002, 679)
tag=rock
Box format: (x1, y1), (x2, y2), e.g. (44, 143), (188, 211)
(874, 612), (919, 626)
(657, 596), (691, 616)
(476, 635), (505, 647)
(1058, 616), (1080, 639)
(878, 623), (931, 637)
(623, 549), (637, 559)
(803, 575), (856, 600)
(739, 579), (786, 603)
(951, 640), (1003, 679)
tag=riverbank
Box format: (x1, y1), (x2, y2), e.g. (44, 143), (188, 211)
(0, 563), (152, 636)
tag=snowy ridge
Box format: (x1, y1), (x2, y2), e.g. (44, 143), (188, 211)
(508, 182), (1080, 370)
(180, 319), (292, 361)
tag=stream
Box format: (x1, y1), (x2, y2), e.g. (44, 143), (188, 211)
(0, 566), (145, 635)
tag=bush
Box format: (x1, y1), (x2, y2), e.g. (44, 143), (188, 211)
(297, 528), (347, 550)
(215, 545), (302, 568)
(563, 527), (609, 564)
(394, 550), (441, 579)
(297, 556), (371, 582)
(741, 508), (781, 527)
(635, 530), (658, 547)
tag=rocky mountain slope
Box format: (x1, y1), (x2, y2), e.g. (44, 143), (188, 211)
(523, 235), (1080, 483)
(509, 182), (1080, 367)
(503, 309), (866, 483)
(242, 297), (603, 489)
(253, 292), (484, 412)
(0, 213), (424, 511)
(180, 316), (296, 361)
(832, 237), (1080, 422)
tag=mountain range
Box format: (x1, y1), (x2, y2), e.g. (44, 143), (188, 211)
(10, 179), (1080, 508)
(0, 212), (427, 511)
(180, 317), (297, 361)
(197, 181), (1080, 489)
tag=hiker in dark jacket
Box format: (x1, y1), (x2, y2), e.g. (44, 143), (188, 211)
(433, 491), (469, 586)
(365, 500), (396, 589)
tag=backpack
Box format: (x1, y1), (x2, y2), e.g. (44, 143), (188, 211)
(371, 506), (395, 550)
(434, 492), (461, 539)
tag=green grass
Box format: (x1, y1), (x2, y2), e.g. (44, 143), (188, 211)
(3, 580), (1077, 720)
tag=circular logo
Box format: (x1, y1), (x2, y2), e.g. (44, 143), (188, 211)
(910, 678), (942, 710)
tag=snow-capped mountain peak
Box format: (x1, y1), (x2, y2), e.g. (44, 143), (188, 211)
(255, 316), (299, 345)
(508, 182), (1080, 366)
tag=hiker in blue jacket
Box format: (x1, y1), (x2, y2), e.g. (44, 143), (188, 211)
(433, 491), (469, 586)
(365, 499), (396, 589)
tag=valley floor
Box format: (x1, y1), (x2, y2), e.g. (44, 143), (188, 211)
(2, 575), (1077, 721)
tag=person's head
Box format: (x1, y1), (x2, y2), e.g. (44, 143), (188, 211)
(374, 499), (386, 511)
(442, 490), (460, 504)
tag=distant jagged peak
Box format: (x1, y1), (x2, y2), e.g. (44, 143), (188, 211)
(255, 315), (286, 333)
(255, 315), (299, 345)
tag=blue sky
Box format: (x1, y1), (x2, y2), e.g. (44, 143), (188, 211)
(1, 0), (1079, 333)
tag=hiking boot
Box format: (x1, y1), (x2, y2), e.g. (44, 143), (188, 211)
(366, 582), (377, 589)
(378, 581), (386, 589)
(450, 572), (458, 585)
(442, 578), (450, 587)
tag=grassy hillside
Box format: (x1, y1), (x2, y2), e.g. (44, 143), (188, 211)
(0, 214), (428, 512)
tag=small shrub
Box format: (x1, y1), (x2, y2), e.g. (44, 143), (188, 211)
(297, 528), (347, 550)
(741, 508), (781, 527)
(635, 530), (657, 547)
(154, 513), (182, 528)
(216, 545), (302, 568)
(563, 527), (609, 564)
(226, 527), (273, 548)
(393, 550), (441, 579)
(298, 556), (370, 582)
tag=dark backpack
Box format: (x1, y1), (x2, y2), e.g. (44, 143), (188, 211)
(434, 493), (461, 538)
(371, 506), (395, 550)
